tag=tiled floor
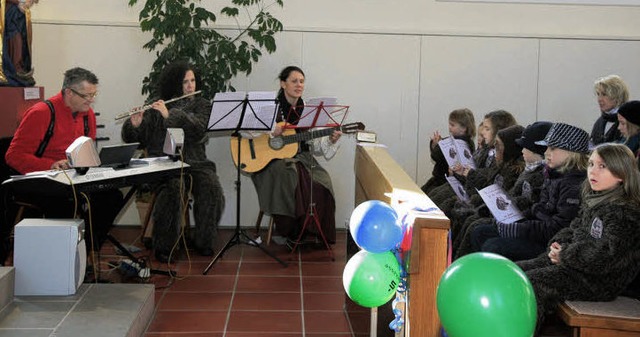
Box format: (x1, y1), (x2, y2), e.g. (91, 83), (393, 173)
(97, 226), (353, 337)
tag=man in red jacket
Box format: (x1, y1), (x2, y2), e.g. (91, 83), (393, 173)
(4, 67), (122, 263)
(6, 67), (98, 173)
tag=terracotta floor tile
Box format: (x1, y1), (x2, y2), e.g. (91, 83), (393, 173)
(227, 311), (302, 333)
(147, 311), (228, 333)
(304, 311), (352, 333)
(302, 276), (344, 293)
(238, 261), (299, 276)
(232, 292), (301, 311)
(304, 292), (347, 311)
(301, 262), (346, 277)
(236, 276), (301, 293)
(178, 260), (240, 276)
(225, 333), (304, 337)
(145, 333), (223, 337)
(158, 292), (232, 311)
(167, 275), (236, 292)
(102, 227), (365, 335)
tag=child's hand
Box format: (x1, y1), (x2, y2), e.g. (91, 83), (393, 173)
(452, 164), (471, 177)
(430, 131), (442, 149)
(431, 131), (442, 142)
(548, 242), (562, 264)
(450, 163), (463, 175)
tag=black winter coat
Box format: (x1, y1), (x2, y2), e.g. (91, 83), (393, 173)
(591, 113), (622, 146)
(517, 168), (586, 245)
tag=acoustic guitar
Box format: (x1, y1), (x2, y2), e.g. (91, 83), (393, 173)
(230, 122), (365, 173)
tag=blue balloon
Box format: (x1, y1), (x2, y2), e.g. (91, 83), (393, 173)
(349, 200), (403, 253)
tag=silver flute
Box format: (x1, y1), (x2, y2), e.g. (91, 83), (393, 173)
(114, 90), (202, 120)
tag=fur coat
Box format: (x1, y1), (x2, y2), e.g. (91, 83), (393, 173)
(518, 196), (640, 329)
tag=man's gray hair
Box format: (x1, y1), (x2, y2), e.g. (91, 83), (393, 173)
(62, 67), (99, 89)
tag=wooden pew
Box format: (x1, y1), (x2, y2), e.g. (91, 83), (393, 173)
(351, 144), (450, 336)
(557, 298), (640, 337)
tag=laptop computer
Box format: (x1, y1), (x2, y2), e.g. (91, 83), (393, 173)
(99, 142), (140, 169)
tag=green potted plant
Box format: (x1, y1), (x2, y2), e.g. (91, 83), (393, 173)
(127, 0), (284, 234)
(128, 0), (284, 99)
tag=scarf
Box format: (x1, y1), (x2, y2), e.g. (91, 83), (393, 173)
(583, 184), (625, 208)
(525, 160), (545, 172)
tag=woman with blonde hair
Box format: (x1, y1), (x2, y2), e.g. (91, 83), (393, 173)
(591, 74), (629, 145)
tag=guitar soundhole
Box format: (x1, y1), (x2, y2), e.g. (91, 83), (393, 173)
(269, 137), (284, 150)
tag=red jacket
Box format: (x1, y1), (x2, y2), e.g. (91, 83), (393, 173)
(5, 92), (97, 174)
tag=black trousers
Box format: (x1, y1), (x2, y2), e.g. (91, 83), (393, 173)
(2, 188), (124, 254)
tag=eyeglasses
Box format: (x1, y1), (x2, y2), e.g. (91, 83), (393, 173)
(68, 87), (98, 100)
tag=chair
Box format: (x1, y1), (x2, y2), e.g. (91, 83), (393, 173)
(139, 182), (192, 249)
(0, 136), (44, 264)
(254, 210), (275, 245)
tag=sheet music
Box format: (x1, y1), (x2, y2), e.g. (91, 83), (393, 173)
(241, 91), (277, 130)
(296, 97), (338, 127)
(208, 92), (247, 130)
(477, 184), (524, 224)
(208, 91), (277, 131)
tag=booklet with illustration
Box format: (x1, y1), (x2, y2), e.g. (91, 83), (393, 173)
(438, 136), (476, 169)
(477, 184), (524, 224)
(445, 175), (470, 204)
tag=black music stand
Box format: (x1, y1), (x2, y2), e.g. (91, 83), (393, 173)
(284, 98), (349, 260)
(203, 92), (287, 275)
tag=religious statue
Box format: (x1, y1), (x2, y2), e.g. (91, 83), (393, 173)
(0, 0), (37, 86)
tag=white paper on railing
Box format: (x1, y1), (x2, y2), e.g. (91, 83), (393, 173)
(477, 184), (524, 224)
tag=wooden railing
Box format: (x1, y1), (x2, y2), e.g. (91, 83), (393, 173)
(350, 144), (450, 337)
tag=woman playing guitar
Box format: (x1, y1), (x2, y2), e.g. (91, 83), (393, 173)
(250, 66), (342, 247)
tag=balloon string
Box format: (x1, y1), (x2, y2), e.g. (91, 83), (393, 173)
(388, 205), (440, 333)
(388, 277), (407, 333)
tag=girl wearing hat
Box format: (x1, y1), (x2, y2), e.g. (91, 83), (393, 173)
(470, 122), (589, 261)
(616, 100), (640, 155)
(518, 143), (640, 332)
(421, 108), (476, 194)
(453, 121), (552, 259)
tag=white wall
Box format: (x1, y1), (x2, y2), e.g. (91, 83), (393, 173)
(24, 1), (640, 227)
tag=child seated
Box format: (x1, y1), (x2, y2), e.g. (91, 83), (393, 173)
(453, 121), (552, 259)
(518, 143), (640, 332)
(421, 108), (476, 194)
(470, 122), (590, 261)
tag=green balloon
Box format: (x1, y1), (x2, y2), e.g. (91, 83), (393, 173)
(343, 250), (401, 308)
(437, 252), (537, 337)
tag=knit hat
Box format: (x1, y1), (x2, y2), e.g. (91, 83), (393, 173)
(497, 125), (525, 162)
(535, 122), (590, 154)
(516, 121), (553, 156)
(617, 100), (640, 126)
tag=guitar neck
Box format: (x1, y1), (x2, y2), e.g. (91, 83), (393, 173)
(281, 126), (338, 145)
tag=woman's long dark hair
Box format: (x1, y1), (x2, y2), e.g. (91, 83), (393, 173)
(157, 61), (202, 100)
